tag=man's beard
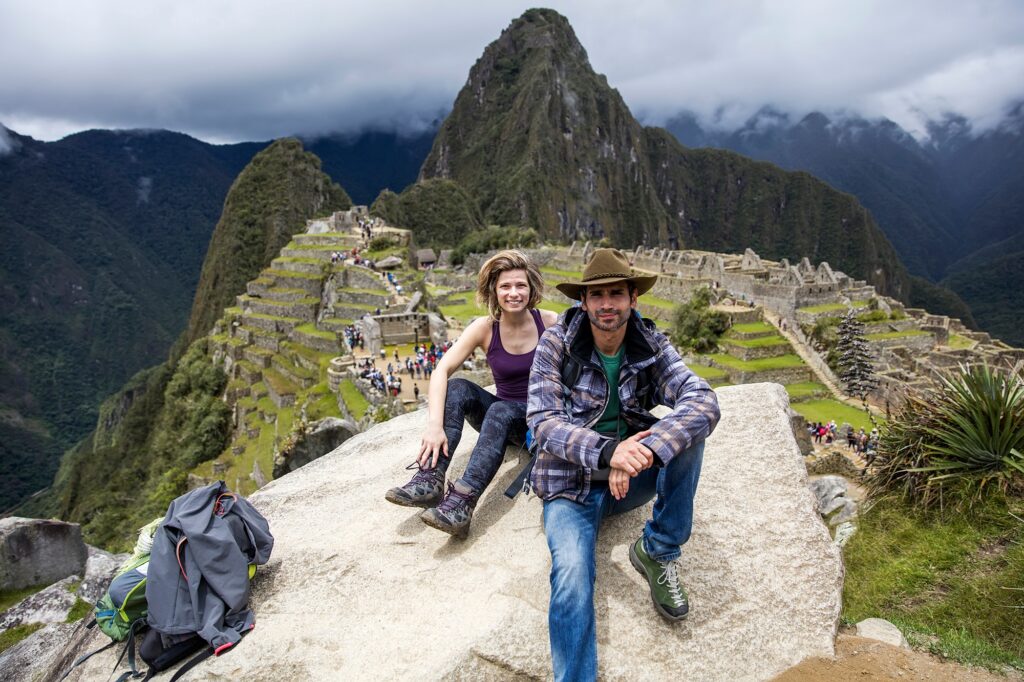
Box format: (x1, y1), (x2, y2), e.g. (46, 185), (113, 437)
(587, 308), (628, 332)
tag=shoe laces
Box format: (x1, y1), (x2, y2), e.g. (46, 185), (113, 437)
(436, 482), (475, 514)
(404, 461), (441, 486)
(657, 559), (686, 608)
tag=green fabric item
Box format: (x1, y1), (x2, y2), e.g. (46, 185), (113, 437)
(594, 346), (628, 439)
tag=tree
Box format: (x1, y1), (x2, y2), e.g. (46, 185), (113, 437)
(669, 287), (730, 353)
(835, 311), (878, 401)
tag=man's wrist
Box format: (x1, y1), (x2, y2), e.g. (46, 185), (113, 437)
(597, 439), (616, 469)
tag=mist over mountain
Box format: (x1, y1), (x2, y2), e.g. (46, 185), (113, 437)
(665, 103), (1024, 344)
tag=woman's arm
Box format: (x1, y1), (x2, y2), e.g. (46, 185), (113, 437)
(539, 308), (559, 328)
(418, 316), (490, 467)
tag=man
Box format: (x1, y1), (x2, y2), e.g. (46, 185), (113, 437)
(527, 249), (721, 681)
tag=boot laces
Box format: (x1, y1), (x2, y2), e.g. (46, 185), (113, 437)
(404, 461), (440, 486)
(437, 482), (475, 514)
(657, 559), (686, 607)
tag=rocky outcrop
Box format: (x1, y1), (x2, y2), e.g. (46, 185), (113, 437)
(272, 416), (358, 478)
(58, 383), (843, 681)
(0, 518), (87, 590)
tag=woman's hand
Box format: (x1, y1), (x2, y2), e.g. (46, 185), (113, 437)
(417, 424), (449, 468)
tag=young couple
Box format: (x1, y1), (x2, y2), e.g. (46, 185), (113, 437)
(385, 248), (721, 681)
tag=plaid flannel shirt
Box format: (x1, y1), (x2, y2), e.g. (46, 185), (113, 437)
(526, 307), (720, 502)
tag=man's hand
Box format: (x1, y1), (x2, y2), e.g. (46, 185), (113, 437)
(609, 430), (654, 476)
(417, 424), (449, 468)
(609, 468), (630, 500)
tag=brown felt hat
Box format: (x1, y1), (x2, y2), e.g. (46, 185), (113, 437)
(556, 248), (658, 300)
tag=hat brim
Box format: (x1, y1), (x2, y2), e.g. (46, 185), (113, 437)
(555, 273), (658, 300)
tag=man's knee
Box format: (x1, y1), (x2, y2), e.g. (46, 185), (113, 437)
(548, 540), (595, 607)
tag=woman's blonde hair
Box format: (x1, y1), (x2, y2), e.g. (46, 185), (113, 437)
(476, 250), (544, 320)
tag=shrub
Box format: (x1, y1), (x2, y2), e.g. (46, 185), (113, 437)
(866, 364), (1024, 509)
(857, 309), (890, 323)
(669, 287), (730, 353)
(450, 225), (538, 265)
(369, 235), (398, 252)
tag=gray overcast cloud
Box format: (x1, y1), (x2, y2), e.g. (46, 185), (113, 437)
(1, 0), (1022, 143)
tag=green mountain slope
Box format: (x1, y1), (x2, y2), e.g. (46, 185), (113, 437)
(420, 8), (910, 300)
(186, 139), (351, 342)
(44, 139), (351, 547)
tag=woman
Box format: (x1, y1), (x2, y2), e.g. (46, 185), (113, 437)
(385, 250), (558, 537)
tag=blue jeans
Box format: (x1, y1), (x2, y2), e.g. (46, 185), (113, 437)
(543, 441), (705, 682)
(437, 378), (527, 494)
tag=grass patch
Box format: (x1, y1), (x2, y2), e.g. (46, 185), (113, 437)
(721, 334), (789, 348)
(791, 398), (875, 431)
(642, 295), (678, 310)
(0, 623), (45, 654)
(843, 495), (1024, 670)
(340, 379), (369, 420)
(294, 323), (338, 341)
(689, 363), (729, 381)
(731, 321), (774, 334)
(865, 330), (931, 341)
(784, 382), (828, 400)
(537, 299), (572, 315)
(66, 597), (92, 622)
(540, 266), (582, 280)
(705, 353), (806, 371)
(263, 268), (322, 282)
(0, 584), (45, 613)
(306, 383), (343, 421)
(439, 294), (486, 322)
(947, 333), (977, 350)
(798, 300), (870, 314)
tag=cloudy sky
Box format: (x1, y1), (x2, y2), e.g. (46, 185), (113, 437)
(2, 0), (1022, 144)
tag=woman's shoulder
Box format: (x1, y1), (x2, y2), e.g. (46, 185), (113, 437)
(538, 308), (559, 327)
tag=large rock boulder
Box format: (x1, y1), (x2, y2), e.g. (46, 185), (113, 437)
(57, 383), (843, 681)
(0, 518), (87, 591)
(273, 417), (358, 478)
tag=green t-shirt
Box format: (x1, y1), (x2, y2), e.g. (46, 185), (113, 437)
(594, 346), (628, 440)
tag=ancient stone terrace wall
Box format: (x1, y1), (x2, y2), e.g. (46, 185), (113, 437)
(376, 312), (432, 345)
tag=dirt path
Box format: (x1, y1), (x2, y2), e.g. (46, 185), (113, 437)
(773, 633), (1019, 681)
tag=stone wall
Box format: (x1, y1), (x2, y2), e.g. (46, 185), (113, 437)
(376, 313), (432, 345)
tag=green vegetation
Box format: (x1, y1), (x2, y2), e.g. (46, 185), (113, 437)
(540, 266), (583, 280)
(791, 399), (875, 431)
(438, 294), (486, 323)
(705, 353), (806, 372)
(865, 330), (930, 340)
(537, 299), (571, 315)
(0, 623), (44, 654)
(669, 288), (730, 353)
(450, 225), (538, 265)
(867, 364), (1024, 509)
(784, 382), (828, 400)
(947, 333), (976, 350)
(0, 584), (46, 614)
(731, 321), (774, 334)
(843, 495), (1024, 670)
(689, 364), (729, 381)
(66, 597), (92, 622)
(797, 300), (870, 314)
(187, 138), (351, 344)
(720, 334), (788, 348)
(370, 178), (483, 249)
(340, 380), (370, 420)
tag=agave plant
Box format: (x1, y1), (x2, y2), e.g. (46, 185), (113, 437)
(866, 364), (1024, 508)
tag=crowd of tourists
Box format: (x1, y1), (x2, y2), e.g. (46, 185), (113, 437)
(809, 420), (878, 454)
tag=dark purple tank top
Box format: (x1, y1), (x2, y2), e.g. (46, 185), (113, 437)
(487, 309), (545, 403)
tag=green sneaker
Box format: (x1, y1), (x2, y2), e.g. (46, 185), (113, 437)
(629, 537), (689, 621)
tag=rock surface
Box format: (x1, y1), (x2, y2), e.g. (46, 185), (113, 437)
(0, 575), (79, 631)
(59, 383), (843, 681)
(0, 518), (87, 591)
(855, 618), (910, 649)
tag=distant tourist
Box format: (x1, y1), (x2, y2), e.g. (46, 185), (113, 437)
(384, 250), (558, 537)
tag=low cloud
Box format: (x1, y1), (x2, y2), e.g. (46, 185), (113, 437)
(0, 124), (18, 156)
(1, 1), (1022, 142)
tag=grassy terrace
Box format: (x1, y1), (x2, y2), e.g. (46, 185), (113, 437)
(538, 300), (571, 315)
(784, 382), (828, 400)
(263, 368), (299, 396)
(731, 321), (775, 334)
(947, 333), (977, 350)
(540, 266), (582, 280)
(295, 323), (338, 340)
(791, 398), (876, 431)
(339, 379), (369, 420)
(439, 294), (485, 322)
(689, 363), (729, 381)
(705, 353), (806, 371)
(239, 295), (319, 306)
(797, 300), (870, 314)
(263, 269), (322, 281)
(865, 330), (930, 341)
(721, 334), (789, 348)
